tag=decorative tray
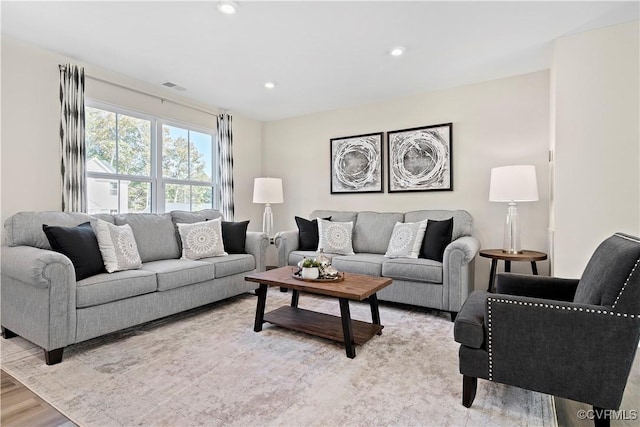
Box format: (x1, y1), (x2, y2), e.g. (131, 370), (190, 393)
(291, 272), (345, 283)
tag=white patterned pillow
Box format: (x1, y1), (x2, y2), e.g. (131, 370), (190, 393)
(384, 220), (428, 259)
(317, 218), (355, 255)
(94, 219), (142, 273)
(177, 218), (227, 260)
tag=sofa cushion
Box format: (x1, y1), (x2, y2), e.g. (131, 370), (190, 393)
(76, 269), (157, 308)
(114, 213), (180, 262)
(421, 218), (453, 262)
(288, 250), (339, 266)
(222, 220), (250, 254)
(5, 211), (97, 249)
(332, 254), (387, 277)
(453, 291), (487, 349)
(139, 259), (216, 291)
(382, 258), (443, 283)
(404, 210), (472, 241)
(42, 222), (105, 280)
(354, 212), (404, 254)
(95, 220), (143, 273)
(309, 210), (357, 224)
(201, 254), (256, 278)
(177, 218), (227, 260)
(317, 218), (355, 255)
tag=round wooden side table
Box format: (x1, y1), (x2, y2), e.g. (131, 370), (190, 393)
(479, 249), (548, 292)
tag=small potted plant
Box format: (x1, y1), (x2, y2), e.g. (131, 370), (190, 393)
(301, 258), (321, 280)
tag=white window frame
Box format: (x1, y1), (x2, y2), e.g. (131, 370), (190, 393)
(85, 99), (218, 214)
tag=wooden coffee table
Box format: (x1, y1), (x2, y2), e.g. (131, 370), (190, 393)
(245, 266), (392, 359)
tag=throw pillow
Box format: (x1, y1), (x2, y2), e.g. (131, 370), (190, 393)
(295, 216), (331, 251)
(384, 220), (428, 259)
(94, 219), (143, 273)
(317, 218), (355, 255)
(177, 218), (227, 260)
(42, 222), (105, 280)
(421, 218), (454, 262)
(221, 220), (250, 254)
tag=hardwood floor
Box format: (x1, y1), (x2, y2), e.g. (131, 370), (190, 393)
(1, 370), (74, 427)
(1, 354), (638, 427)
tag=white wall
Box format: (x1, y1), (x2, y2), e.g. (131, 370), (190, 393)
(263, 71), (551, 290)
(1, 36), (264, 233)
(551, 21), (640, 278)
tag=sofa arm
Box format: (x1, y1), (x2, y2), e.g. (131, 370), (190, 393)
(442, 236), (480, 313)
(487, 294), (640, 409)
(274, 230), (299, 267)
(1, 245), (75, 287)
(0, 245), (77, 351)
(245, 232), (269, 272)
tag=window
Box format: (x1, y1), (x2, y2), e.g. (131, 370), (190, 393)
(85, 102), (216, 214)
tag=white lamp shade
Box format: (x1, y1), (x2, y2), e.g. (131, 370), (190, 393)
(489, 165), (539, 202)
(253, 178), (283, 204)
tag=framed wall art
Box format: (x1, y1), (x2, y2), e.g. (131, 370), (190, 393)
(330, 132), (384, 194)
(387, 123), (452, 192)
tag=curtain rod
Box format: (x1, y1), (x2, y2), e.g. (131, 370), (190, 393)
(60, 65), (220, 117)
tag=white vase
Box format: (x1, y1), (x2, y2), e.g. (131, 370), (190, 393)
(301, 267), (319, 280)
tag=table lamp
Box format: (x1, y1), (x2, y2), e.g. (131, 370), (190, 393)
(253, 177), (283, 238)
(489, 165), (538, 254)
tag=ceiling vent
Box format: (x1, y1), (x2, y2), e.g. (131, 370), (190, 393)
(160, 81), (186, 91)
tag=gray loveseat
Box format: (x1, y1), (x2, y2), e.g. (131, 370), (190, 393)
(275, 210), (480, 320)
(1, 209), (268, 364)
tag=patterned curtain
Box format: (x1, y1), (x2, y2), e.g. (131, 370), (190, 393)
(59, 64), (87, 212)
(217, 113), (235, 220)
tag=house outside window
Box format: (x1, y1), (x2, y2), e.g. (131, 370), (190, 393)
(85, 101), (217, 214)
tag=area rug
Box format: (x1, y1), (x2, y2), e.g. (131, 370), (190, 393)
(1, 289), (556, 426)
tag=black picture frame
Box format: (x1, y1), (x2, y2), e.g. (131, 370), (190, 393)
(387, 123), (453, 193)
(330, 132), (384, 194)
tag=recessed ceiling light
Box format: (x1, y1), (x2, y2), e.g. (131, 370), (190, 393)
(264, 81), (276, 89)
(217, 1), (237, 15)
(389, 46), (406, 57)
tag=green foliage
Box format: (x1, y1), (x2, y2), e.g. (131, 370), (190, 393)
(302, 259), (320, 268)
(86, 107), (213, 212)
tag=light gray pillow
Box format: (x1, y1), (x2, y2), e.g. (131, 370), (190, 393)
(177, 218), (227, 260)
(317, 218), (355, 255)
(94, 219), (142, 273)
(384, 220), (428, 258)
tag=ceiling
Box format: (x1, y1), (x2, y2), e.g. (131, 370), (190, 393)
(2, 1), (638, 121)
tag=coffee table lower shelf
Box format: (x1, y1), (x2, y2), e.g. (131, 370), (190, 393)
(263, 306), (383, 345)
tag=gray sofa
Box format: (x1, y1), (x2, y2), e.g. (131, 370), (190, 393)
(1, 209), (268, 364)
(275, 210), (480, 320)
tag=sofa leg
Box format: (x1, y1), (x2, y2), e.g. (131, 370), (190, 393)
(592, 406), (611, 427)
(450, 311), (458, 322)
(1, 326), (17, 339)
(462, 375), (477, 408)
(44, 348), (64, 365)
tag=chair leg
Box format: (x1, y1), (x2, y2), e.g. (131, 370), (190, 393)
(462, 375), (477, 408)
(44, 348), (64, 365)
(1, 326), (17, 339)
(592, 407), (610, 427)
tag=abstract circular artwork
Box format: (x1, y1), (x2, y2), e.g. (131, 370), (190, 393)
(388, 123), (452, 192)
(330, 133), (383, 193)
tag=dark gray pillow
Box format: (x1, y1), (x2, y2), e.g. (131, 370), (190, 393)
(221, 221), (250, 254)
(421, 218), (453, 262)
(42, 222), (105, 280)
(295, 216), (331, 251)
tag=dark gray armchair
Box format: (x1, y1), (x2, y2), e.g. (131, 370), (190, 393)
(454, 233), (640, 427)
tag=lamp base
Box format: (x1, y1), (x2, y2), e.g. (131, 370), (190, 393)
(262, 203), (274, 238)
(501, 249), (524, 254)
(503, 202), (521, 254)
